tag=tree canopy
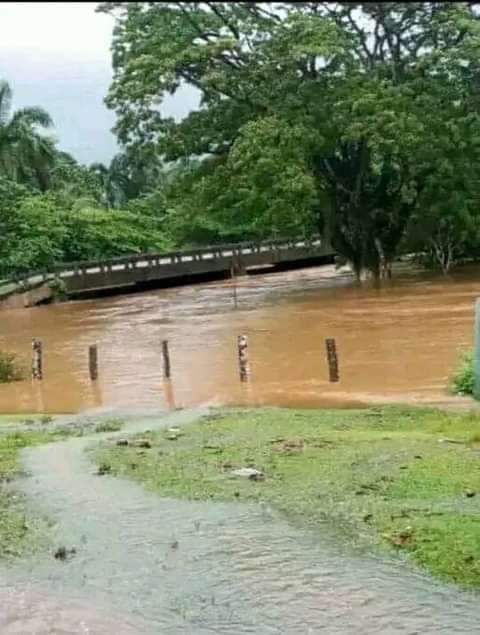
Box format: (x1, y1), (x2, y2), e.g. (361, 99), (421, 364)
(3, 4), (480, 280)
(100, 1), (480, 277)
(0, 81), (173, 278)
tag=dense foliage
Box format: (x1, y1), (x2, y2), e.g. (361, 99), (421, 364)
(3, 3), (480, 278)
(99, 1), (480, 278)
(0, 82), (173, 276)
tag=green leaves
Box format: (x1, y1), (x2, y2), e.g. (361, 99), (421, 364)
(0, 81), (56, 193)
(99, 2), (480, 275)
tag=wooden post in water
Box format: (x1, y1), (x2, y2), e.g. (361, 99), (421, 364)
(325, 338), (339, 383)
(89, 344), (98, 381)
(162, 340), (171, 380)
(238, 334), (250, 382)
(32, 338), (43, 380)
(474, 300), (480, 399)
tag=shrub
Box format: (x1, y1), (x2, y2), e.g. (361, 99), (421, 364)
(0, 351), (24, 383)
(48, 276), (67, 299)
(451, 350), (474, 396)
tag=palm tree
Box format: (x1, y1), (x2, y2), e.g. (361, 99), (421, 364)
(0, 80), (55, 190)
(89, 160), (124, 208)
(90, 153), (168, 208)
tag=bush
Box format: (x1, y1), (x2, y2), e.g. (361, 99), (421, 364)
(451, 350), (474, 396)
(0, 351), (24, 383)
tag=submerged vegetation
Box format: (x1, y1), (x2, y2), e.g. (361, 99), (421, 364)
(0, 426), (73, 557)
(96, 407), (480, 588)
(0, 417), (125, 558)
(451, 351), (475, 396)
(0, 351), (24, 383)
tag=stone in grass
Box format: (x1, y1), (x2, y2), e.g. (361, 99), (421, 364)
(97, 463), (111, 476)
(465, 489), (476, 498)
(230, 467), (265, 481)
(131, 439), (152, 449)
(116, 438), (152, 448)
(54, 546), (76, 561)
(166, 427), (183, 441)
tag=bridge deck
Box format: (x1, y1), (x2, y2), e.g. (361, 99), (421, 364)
(10, 236), (335, 298)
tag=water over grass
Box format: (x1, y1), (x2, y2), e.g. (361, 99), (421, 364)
(95, 405), (480, 588)
(0, 416), (125, 558)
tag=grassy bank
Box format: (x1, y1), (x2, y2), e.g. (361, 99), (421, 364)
(0, 416), (124, 558)
(95, 406), (480, 588)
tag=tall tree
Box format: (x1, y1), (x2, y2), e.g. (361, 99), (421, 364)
(100, 2), (480, 278)
(0, 80), (55, 191)
(90, 151), (167, 208)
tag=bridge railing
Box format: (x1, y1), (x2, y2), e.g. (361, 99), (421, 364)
(8, 235), (325, 286)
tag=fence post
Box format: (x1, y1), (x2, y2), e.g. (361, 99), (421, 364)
(238, 334), (250, 382)
(325, 338), (339, 383)
(474, 300), (480, 399)
(32, 338), (43, 380)
(89, 344), (98, 381)
(162, 340), (171, 380)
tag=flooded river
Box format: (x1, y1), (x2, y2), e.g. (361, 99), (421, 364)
(0, 263), (478, 413)
(2, 264), (480, 633)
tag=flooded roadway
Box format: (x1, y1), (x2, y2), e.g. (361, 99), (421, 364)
(1, 409), (480, 634)
(0, 262), (478, 413)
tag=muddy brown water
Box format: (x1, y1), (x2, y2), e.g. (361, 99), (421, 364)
(2, 264), (480, 633)
(0, 262), (478, 413)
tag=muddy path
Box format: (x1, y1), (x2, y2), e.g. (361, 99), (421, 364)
(0, 408), (478, 634)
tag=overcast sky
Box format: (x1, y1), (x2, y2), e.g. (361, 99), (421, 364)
(0, 2), (197, 164)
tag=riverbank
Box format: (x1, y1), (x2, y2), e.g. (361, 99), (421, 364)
(0, 416), (124, 558)
(95, 406), (480, 589)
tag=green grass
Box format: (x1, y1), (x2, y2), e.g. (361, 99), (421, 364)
(95, 406), (480, 588)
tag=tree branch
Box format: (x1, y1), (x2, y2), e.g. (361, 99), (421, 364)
(206, 3), (241, 40)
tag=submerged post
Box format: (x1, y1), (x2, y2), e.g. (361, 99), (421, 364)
(474, 300), (480, 399)
(230, 264), (238, 310)
(325, 338), (339, 383)
(32, 338), (43, 380)
(89, 344), (98, 381)
(233, 279), (238, 309)
(238, 334), (250, 382)
(162, 340), (171, 380)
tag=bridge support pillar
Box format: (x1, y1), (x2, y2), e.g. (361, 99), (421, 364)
(230, 255), (246, 277)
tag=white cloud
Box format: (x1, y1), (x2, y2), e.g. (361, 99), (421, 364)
(0, 2), (199, 163)
(0, 2), (113, 62)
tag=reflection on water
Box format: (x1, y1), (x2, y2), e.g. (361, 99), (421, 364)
(1, 409), (478, 634)
(0, 263), (478, 413)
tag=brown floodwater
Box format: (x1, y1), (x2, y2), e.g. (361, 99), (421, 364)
(0, 262), (478, 413)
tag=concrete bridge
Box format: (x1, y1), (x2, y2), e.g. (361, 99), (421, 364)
(4, 236), (334, 304)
